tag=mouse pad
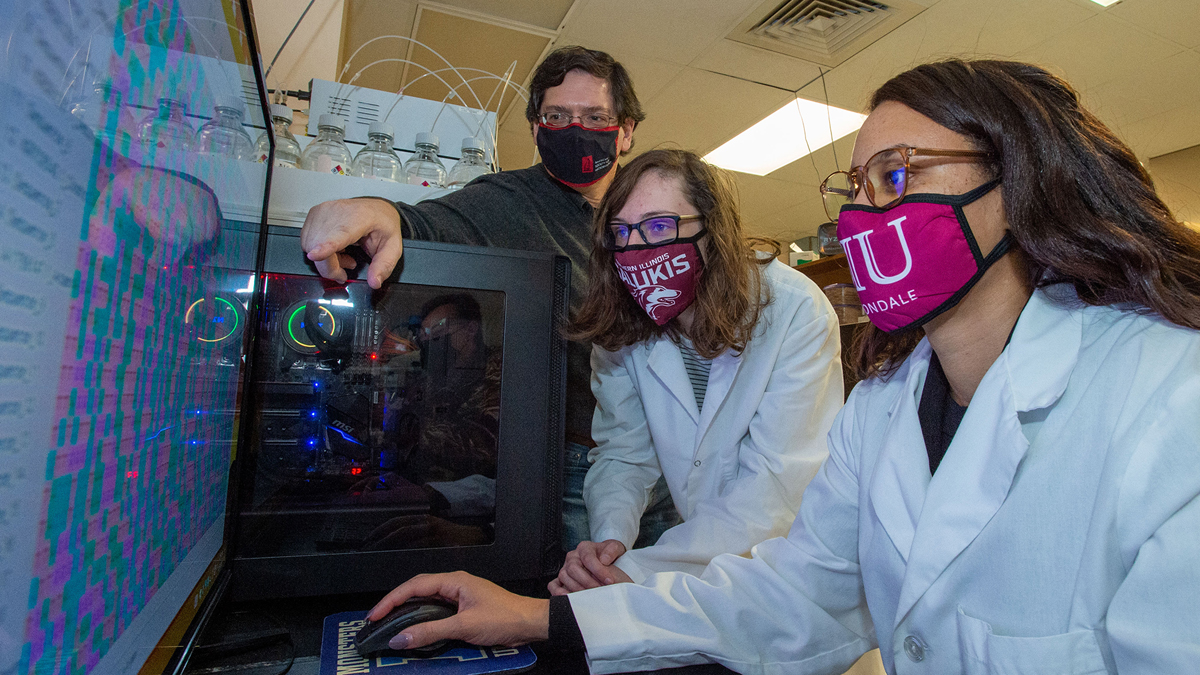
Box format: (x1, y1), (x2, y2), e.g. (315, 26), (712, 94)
(321, 611), (537, 674)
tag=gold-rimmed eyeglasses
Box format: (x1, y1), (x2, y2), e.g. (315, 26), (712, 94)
(819, 146), (993, 221)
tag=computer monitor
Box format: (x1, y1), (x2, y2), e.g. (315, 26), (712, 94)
(227, 231), (570, 600)
(0, 0), (269, 672)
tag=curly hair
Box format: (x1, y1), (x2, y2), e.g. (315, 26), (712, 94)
(851, 59), (1200, 381)
(568, 149), (777, 358)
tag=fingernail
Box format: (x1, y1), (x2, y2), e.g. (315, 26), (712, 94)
(388, 633), (412, 650)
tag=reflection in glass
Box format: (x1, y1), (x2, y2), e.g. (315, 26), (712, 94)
(137, 97), (196, 153)
(196, 96), (255, 160)
(1, 0), (267, 671)
(240, 277), (505, 556)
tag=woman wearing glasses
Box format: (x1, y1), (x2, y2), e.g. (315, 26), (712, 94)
(365, 60), (1200, 673)
(549, 148), (844, 594)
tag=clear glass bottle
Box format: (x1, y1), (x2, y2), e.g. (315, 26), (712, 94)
(299, 114), (353, 176)
(196, 96), (255, 160)
(403, 132), (447, 188)
(446, 136), (492, 190)
(69, 79), (135, 149)
(137, 97), (195, 155)
(351, 122), (404, 182)
(254, 103), (302, 168)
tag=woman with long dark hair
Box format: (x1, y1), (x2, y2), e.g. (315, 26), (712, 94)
(361, 60), (1200, 674)
(553, 148), (843, 592)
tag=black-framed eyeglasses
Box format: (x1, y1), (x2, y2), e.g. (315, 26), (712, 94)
(539, 111), (619, 130)
(604, 215), (703, 251)
(819, 146), (993, 221)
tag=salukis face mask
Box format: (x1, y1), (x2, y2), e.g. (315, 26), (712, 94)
(536, 123), (619, 188)
(836, 179), (1011, 333)
(613, 232), (705, 326)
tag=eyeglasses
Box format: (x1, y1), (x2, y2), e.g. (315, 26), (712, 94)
(819, 146), (993, 221)
(419, 316), (460, 341)
(604, 215), (703, 251)
(539, 111), (619, 130)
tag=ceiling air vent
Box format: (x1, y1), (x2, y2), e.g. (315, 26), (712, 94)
(729, 0), (926, 68)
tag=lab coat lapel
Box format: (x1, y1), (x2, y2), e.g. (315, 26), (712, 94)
(892, 288), (1083, 630)
(694, 350), (743, 448)
(646, 337), (700, 423)
(868, 342), (934, 565)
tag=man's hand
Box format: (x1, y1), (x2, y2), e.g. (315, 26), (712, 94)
(368, 571), (549, 650)
(300, 198), (404, 288)
(548, 539), (631, 595)
(89, 165), (222, 267)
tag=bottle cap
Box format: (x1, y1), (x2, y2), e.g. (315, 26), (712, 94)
(214, 95), (245, 114)
(415, 131), (439, 148)
(461, 136), (484, 151)
(368, 121), (395, 139)
(269, 104), (293, 122)
(318, 114), (346, 132)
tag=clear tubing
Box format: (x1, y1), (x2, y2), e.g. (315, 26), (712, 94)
(337, 35), (486, 111)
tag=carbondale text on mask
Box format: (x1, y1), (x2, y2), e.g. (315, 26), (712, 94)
(861, 288), (920, 316)
(616, 252), (692, 288)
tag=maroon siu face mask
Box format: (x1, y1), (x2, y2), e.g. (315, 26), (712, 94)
(613, 232), (706, 326)
(836, 179), (1010, 333)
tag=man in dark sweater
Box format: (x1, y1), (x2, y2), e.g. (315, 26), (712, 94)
(299, 46), (679, 556)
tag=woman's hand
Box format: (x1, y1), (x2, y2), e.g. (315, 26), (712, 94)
(548, 539), (631, 595)
(369, 571), (549, 650)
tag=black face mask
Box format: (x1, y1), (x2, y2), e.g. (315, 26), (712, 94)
(536, 123), (619, 188)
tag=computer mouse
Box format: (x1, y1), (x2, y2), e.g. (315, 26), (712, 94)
(354, 596), (458, 657)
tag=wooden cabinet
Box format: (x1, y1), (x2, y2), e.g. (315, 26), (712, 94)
(795, 254), (864, 399)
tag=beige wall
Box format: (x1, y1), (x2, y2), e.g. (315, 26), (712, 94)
(1149, 144), (1200, 228)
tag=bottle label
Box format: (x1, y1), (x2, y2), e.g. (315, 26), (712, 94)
(315, 156), (348, 175)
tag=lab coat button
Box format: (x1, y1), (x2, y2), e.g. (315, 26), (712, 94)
(902, 635), (926, 662)
(694, 460), (701, 467)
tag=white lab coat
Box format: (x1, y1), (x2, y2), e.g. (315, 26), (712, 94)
(571, 285), (1200, 674)
(585, 260), (844, 582)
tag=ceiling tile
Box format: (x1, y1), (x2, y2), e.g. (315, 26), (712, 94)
(1104, 0), (1200, 49)
(428, 0), (575, 31)
(1086, 48), (1200, 132)
(1114, 103), (1200, 161)
(400, 8), (550, 106)
(557, 0), (760, 67)
(909, 0), (1094, 60)
(742, 194), (830, 242)
(257, 0), (348, 91)
(687, 39), (823, 92)
(637, 67), (794, 157)
(1014, 11), (1184, 92)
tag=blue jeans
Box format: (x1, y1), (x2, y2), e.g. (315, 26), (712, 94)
(561, 441), (682, 552)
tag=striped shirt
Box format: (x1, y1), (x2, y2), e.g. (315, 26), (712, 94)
(678, 337), (713, 412)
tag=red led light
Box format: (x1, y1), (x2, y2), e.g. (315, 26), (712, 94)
(350, 467), (362, 475)
(371, 353), (378, 360)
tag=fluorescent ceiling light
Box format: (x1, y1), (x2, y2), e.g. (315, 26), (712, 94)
(1088, 0), (1120, 5)
(704, 97), (867, 176)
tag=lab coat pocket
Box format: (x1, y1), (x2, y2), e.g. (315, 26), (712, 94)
(956, 608), (1108, 675)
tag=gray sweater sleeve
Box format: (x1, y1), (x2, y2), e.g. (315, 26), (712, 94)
(378, 165), (599, 442)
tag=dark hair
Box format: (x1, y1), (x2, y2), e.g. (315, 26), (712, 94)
(851, 59), (1200, 381)
(569, 149), (777, 358)
(525, 46), (645, 134)
(421, 293), (482, 323)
